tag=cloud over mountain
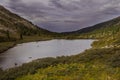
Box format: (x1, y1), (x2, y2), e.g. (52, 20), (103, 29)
(0, 0), (120, 32)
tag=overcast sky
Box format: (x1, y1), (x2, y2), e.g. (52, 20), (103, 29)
(0, 0), (120, 32)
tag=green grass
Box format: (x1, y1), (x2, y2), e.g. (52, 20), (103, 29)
(0, 47), (120, 80)
(0, 42), (15, 53)
(16, 63), (120, 80)
(17, 36), (54, 43)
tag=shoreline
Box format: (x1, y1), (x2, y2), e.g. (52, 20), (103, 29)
(0, 39), (94, 70)
(0, 37), (96, 54)
(0, 42), (16, 54)
(0, 44), (16, 53)
(0, 39), (51, 54)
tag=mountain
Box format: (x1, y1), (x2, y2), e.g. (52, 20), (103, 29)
(0, 5), (54, 42)
(62, 16), (120, 47)
(66, 17), (120, 38)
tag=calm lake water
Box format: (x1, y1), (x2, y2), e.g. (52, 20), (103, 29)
(0, 39), (94, 69)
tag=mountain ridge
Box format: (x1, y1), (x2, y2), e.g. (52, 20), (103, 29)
(65, 16), (120, 34)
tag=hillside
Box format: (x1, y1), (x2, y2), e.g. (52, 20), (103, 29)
(0, 5), (54, 42)
(71, 17), (120, 35)
(61, 16), (120, 48)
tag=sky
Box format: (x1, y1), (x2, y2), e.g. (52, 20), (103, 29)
(0, 0), (120, 32)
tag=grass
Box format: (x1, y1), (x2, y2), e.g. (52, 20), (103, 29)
(0, 42), (15, 53)
(16, 36), (53, 43)
(16, 63), (120, 80)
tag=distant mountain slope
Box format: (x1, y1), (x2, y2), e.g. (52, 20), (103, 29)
(68, 16), (120, 39)
(0, 5), (53, 42)
(73, 17), (120, 33)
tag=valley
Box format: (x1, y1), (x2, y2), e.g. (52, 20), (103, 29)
(0, 5), (120, 80)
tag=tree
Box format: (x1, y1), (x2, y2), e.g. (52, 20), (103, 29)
(6, 30), (10, 40)
(20, 33), (23, 40)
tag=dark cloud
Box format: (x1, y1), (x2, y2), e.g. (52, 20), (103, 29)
(0, 0), (120, 32)
(50, 0), (64, 9)
(50, 0), (79, 11)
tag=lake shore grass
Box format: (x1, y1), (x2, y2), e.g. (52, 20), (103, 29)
(0, 47), (120, 80)
(0, 42), (16, 53)
(0, 35), (96, 54)
(0, 36), (54, 54)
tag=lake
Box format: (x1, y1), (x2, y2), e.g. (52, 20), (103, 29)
(0, 39), (94, 69)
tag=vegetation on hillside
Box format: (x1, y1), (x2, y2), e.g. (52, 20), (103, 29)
(0, 5), (56, 42)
